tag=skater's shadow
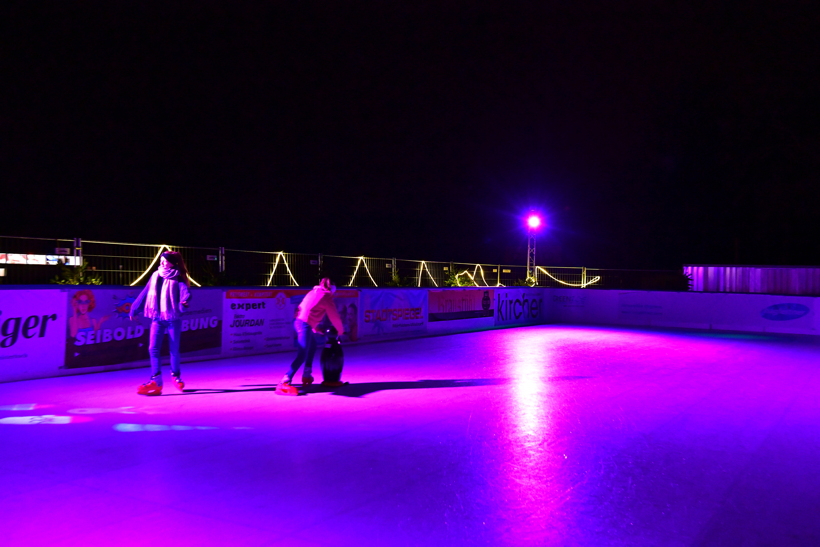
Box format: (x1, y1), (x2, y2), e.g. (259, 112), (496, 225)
(548, 375), (593, 382)
(313, 378), (507, 398)
(312, 375), (592, 398)
(237, 379), (510, 398)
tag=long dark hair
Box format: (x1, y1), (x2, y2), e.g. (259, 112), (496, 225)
(162, 251), (189, 280)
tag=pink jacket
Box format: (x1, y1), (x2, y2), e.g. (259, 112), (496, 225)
(297, 285), (345, 335)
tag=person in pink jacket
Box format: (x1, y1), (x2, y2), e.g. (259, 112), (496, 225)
(278, 278), (345, 392)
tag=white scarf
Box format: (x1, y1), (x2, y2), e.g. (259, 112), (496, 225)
(144, 264), (182, 320)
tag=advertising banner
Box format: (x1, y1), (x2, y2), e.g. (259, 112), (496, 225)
(547, 289), (611, 324)
(619, 291), (713, 330)
(495, 288), (546, 326)
(614, 291), (818, 334)
(549, 289), (713, 328)
(427, 288), (495, 334)
(64, 286), (222, 370)
(223, 289), (305, 357)
(0, 289), (67, 382)
(222, 288), (361, 358)
(325, 290), (361, 343)
(360, 289), (427, 339)
(617, 291), (670, 326)
(711, 294), (816, 334)
(428, 289), (494, 321)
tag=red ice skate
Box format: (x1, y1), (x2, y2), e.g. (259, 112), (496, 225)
(171, 376), (185, 391)
(137, 380), (162, 396)
(276, 380), (299, 396)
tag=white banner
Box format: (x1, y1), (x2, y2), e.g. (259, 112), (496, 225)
(711, 294), (816, 334)
(0, 289), (67, 382)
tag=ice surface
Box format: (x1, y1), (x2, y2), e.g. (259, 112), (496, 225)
(1, 325), (819, 546)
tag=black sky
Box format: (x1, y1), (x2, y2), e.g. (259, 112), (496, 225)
(3, 2), (820, 269)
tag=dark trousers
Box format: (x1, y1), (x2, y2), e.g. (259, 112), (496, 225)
(148, 319), (182, 384)
(285, 319), (321, 380)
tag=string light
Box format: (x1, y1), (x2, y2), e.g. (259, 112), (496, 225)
(417, 261), (439, 287)
(130, 246), (167, 286)
(454, 264), (504, 287)
(128, 247), (597, 290)
(265, 252), (299, 287)
(130, 245), (201, 287)
(349, 256), (378, 287)
(455, 270), (479, 286)
(536, 266), (600, 288)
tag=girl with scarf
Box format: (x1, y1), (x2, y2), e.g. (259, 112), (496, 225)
(278, 277), (345, 393)
(130, 251), (192, 396)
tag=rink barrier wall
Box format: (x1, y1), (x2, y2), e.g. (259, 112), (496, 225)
(545, 288), (819, 335)
(1, 285), (816, 383)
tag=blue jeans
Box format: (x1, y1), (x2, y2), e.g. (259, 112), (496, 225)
(148, 319), (182, 385)
(285, 319), (322, 380)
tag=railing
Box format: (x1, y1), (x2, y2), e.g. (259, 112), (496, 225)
(0, 234), (689, 291)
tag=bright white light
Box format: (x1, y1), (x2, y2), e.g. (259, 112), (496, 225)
(130, 246), (170, 286)
(349, 257), (378, 287)
(130, 245), (202, 287)
(417, 261), (439, 287)
(266, 252), (299, 287)
(535, 266), (600, 288)
(455, 264), (505, 287)
(527, 215), (541, 229)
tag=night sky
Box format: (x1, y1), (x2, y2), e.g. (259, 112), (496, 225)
(4, 2), (820, 269)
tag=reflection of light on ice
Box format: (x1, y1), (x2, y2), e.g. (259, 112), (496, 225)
(493, 331), (564, 543)
(114, 424), (253, 432)
(69, 406), (170, 415)
(70, 406), (138, 414)
(501, 331), (554, 446)
(0, 404), (38, 411)
(0, 415), (92, 425)
(509, 348), (553, 448)
(0, 403), (54, 411)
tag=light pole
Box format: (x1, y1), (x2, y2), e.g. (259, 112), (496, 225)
(526, 213), (541, 285)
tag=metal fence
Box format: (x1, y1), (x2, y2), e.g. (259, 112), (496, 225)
(0, 235), (689, 291)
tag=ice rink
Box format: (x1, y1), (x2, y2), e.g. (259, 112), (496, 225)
(1, 325), (819, 546)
